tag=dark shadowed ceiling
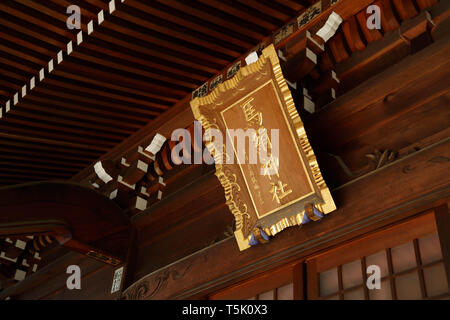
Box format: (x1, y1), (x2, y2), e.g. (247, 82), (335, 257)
(0, 0), (313, 186)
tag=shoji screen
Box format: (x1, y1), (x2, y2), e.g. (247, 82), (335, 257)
(306, 211), (450, 300)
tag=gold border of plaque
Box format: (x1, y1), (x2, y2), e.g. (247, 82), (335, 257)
(191, 44), (336, 251)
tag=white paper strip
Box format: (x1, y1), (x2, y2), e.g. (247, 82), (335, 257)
(48, 59), (54, 73)
(87, 20), (94, 35)
(121, 157), (130, 167)
(316, 12), (343, 43)
(277, 49), (287, 62)
(306, 47), (317, 64)
(145, 133), (166, 154)
(94, 161), (113, 183)
(98, 10), (104, 25)
(135, 197), (147, 211)
(57, 50), (63, 64)
(332, 70), (340, 83)
(245, 51), (258, 65)
(304, 95), (315, 114)
(285, 79), (297, 89)
(14, 269), (26, 281)
(77, 31), (83, 45)
(15, 239), (26, 250)
(67, 41), (73, 55)
(110, 189), (118, 199)
(109, 0), (116, 13)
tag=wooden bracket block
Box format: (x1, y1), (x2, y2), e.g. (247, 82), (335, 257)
(115, 176), (136, 208)
(313, 88), (336, 110)
(401, 10), (434, 41)
(90, 176), (104, 190)
(375, 0), (400, 32)
(99, 179), (118, 196)
(318, 48), (335, 72)
(306, 31), (325, 55)
(310, 70), (340, 95)
(335, 27), (412, 93)
(356, 10), (383, 43)
(342, 15), (366, 52)
(392, 0), (419, 21)
(430, 0), (450, 41)
(401, 10), (435, 53)
(328, 31), (350, 63)
(160, 141), (175, 171)
(279, 31), (320, 83)
(125, 146), (155, 164)
(299, 88), (316, 114)
(139, 176), (166, 208)
(120, 157), (130, 170)
(127, 196), (148, 216)
(152, 154), (165, 176)
(137, 183), (150, 199)
(281, 47), (317, 83)
(416, 0), (439, 11)
(122, 159), (149, 186)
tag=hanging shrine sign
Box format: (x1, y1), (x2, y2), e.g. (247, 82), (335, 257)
(190, 44), (335, 251)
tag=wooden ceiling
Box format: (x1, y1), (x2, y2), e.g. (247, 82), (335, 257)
(0, 0), (312, 186)
(0, 0), (447, 299)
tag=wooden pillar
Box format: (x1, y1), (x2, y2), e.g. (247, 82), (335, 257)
(434, 203), (450, 290)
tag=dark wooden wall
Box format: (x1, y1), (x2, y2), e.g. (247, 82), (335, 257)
(122, 13), (450, 298)
(1, 0), (448, 300)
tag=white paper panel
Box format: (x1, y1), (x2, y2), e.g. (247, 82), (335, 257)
(391, 242), (416, 273)
(369, 279), (392, 300)
(419, 232), (443, 265)
(366, 251), (389, 278)
(424, 263), (449, 298)
(344, 287), (365, 300)
(320, 267), (339, 297)
(342, 259), (363, 289)
(277, 283), (294, 300)
(258, 290), (274, 300)
(396, 271), (422, 300)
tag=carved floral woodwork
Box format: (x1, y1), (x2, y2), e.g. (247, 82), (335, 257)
(190, 44), (336, 251)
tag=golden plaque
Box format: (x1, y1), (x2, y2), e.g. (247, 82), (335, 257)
(191, 44), (335, 250)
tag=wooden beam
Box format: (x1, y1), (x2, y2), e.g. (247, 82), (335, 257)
(293, 262), (304, 300)
(71, 98), (194, 182)
(0, 250), (122, 300)
(307, 30), (450, 144)
(122, 137), (450, 299)
(0, 181), (130, 265)
(208, 262), (296, 300)
(71, 0), (379, 184)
